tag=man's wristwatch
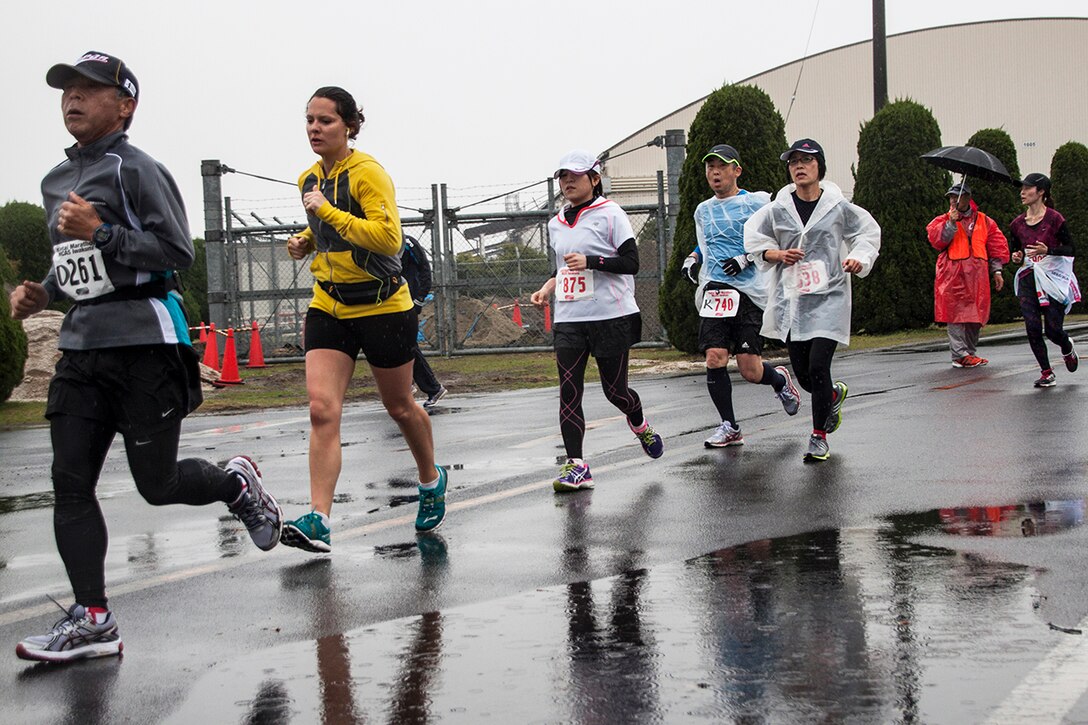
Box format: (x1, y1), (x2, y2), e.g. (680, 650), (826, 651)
(92, 223), (113, 246)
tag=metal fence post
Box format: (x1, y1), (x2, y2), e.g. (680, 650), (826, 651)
(441, 183), (456, 354)
(664, 128), (686, 260)
(429, 184), (446, 355)
(201, 159), (227, 329)
(223, 197), (239, 328)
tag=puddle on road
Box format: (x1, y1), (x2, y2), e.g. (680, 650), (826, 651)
(166, 503), (1084, 724)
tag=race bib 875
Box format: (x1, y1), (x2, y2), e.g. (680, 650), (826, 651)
(557, 267), (594, 302)
(52, 240), (116, 301)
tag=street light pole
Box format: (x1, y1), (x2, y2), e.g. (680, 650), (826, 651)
(873, 0), (888, 114)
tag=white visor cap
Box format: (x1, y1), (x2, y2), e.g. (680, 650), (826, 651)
(554, 150), (602, 179)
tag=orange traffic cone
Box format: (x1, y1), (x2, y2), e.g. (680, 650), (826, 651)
(213, 328), (244, 386)
(512, 300), (523, 327)
(544, 302), (552, 333)
(198, 321), (208, 345)
(202, 323), (219, 372)
(246, 320), (267, 368)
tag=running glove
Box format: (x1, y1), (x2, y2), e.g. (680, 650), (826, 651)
(721, 253), (750, 276)
(682, 256), (699, 284)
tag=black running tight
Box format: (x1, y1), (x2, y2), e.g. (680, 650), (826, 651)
(786, 336), (837, 432)
(1019, 275), (1072, 371)
(50, 415), (242, 609)
(556, 348), (644, 460)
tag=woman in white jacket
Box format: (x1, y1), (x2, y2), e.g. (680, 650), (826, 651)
(744, 139), (880, 462)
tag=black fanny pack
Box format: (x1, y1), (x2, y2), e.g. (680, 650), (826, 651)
(317, 276), (404, 306)
(78, 278), (171, 306)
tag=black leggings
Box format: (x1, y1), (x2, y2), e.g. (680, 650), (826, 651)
(51, 414), (242, 609)
(787, 336), (837, 432)
(556, 348), (644, 460)
(1019, 275), (1072, 371)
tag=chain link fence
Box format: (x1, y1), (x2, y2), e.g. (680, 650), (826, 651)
(201, 168), (671, 359)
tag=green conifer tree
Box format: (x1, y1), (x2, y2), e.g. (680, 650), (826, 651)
(852, 99), (949, 333)
(1050, 142), (1088, 312)
(658, 84), (787, 352)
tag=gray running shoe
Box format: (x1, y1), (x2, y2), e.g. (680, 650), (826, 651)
(16, 600), (122, 663)
(803, 434), (830, 462)
(824, 381), (848, 434)
(226, 456), (283, 551)
(422, 386), (448, 410)
(774, 366), (801, 416)
(705, 421), (744, 448)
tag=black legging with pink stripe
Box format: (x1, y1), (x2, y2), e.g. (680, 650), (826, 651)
(556, 348), (645, 460)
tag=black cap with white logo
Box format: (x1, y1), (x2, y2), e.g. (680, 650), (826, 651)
(47, 51), (139, 101)
(780, 138), (825, 161)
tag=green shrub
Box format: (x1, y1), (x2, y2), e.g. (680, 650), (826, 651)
(658, 84), (787, 352)
(0, 202), (51, 283)
(852, 99), (949, 333)
(0, 281), (28, 403)
(964, 129), (1021, 323)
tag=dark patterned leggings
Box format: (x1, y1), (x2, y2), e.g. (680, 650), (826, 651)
(786, 335), (838, 432)
(1019, 274), (1072, 371)
(556, 348), (644, 460)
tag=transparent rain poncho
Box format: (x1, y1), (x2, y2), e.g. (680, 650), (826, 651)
(744, 181), (880, 345)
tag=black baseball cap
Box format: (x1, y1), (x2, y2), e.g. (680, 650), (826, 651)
(1020, 172), (1051, 190)
(780, 138), (824, 161)
(47, 51), (139, 101)
(946, 182), (972, 197)
(702, 144), (741, 165)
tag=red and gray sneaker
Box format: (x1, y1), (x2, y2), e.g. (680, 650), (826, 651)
(1034, 370), (1057, 388)
(226, 456), (283, 551)
(554, 459), (593, 492)
(1064, 341), (1079, 372)
(774, 366), (801, 416)
(16, 599), (122, 663)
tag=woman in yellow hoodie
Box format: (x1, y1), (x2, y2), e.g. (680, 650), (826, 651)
(283, 86), (447, 551)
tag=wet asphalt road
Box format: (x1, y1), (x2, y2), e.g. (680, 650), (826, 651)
(3, 335), (1088, 723)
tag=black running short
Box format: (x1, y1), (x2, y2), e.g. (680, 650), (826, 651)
(304, 307), (417, 368)
(697, 289), (764, 356)
(552, 312), (642, 358)
(46, 344), (201, 436)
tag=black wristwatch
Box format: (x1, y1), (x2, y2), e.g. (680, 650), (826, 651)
(92, 223), (113, 246)
(744, 252), (756, 264)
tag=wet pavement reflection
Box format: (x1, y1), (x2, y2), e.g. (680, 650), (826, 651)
(168, 504), (1077, 723)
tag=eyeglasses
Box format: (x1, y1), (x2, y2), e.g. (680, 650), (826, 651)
(787, 155), (817, 166)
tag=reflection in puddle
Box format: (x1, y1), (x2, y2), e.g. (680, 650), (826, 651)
(171, 516), (1069, 723)
(891, 499), (1086, 538)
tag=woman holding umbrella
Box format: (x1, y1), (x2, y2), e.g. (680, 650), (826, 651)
(1009, 173), (1080, 388)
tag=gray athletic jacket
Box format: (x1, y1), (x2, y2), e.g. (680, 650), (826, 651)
(40, 131), (194, 350)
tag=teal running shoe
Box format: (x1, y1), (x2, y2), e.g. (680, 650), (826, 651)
(280, 511), (332, 553)
(416, 466), (448, 533)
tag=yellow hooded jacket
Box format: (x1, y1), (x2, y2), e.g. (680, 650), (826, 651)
(294, 150), (412, 318)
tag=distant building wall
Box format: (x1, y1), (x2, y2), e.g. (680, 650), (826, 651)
(603, 17), (1087, 202)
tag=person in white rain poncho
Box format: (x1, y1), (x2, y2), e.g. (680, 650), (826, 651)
(744, 139), (880, 463)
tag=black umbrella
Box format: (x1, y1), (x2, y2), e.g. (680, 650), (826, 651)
(920, 145), (1014, 185)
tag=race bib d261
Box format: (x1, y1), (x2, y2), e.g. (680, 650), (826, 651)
(699, 288), (740, 318)
(557, 267), (594, 302)
(52, 240), (116, 301)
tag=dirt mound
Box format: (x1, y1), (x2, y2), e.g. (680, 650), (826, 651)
(420, 297), (527, 348)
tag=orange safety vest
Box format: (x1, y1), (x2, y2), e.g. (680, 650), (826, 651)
(947, 212), (991, 261)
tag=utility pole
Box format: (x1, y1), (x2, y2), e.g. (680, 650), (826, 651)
(873, 0), (888, 114)
(664, 129), (686, 255)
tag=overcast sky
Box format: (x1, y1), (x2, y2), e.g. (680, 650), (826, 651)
(3, 1), (1085, 230)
